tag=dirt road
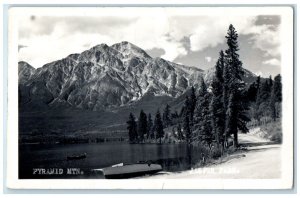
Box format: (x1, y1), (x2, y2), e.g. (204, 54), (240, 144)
(147, 132), (281, 179)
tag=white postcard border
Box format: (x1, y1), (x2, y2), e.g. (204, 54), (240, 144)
(6, 6), (294, 189)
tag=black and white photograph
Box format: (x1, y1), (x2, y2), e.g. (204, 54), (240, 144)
(5, 6), (294, 189)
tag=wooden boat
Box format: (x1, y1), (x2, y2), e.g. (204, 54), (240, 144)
(93, 162), (162, 179)
(67, 153), (87, 160)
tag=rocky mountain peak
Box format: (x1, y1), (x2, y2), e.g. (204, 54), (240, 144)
(18, 61), (36, 84)
(111, 41), (152, 60)
(18, 41), (257, 112)
(18, 61), (35, 70)
(91, 43), (110, 50)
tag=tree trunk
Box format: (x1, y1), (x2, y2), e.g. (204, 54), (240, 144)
(187, 145), (192, 169)
(233, 132), (238, 148)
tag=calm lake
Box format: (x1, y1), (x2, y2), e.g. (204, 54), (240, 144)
(19, 142), (205, 179)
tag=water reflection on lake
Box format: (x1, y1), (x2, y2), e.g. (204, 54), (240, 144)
(19, 142), (205, 179)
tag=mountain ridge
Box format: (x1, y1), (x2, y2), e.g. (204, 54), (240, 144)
(18, 41), (258, 136)
(19, 41), (256, 112)
(19, 41), (206, 111)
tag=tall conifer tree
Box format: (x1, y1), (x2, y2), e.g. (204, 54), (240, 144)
(189, 86), (197, 126)
(273, 74), (282, 103)
(211, 50), (226, 146)
(162, 104), (171, 127)
(224, 24), (249, 147)
(127, 113), (137, 143)
(183, 96), (192, 144)
(147, 113), (154, 139)
(270, 74), (282, 120)
(195, 77), (213, 146)
(137, 110), (147, 142)
(154, 110), (164, 144)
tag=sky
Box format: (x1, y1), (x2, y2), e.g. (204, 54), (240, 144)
(18, 8), (281, 77)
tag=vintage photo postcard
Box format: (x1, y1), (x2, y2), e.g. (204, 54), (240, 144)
(6, 6), (294, 189)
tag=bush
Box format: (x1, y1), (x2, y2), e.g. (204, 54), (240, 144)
(270, 132), (282, 143)
(211, 146), (223, 159)
(261, 119), (282, 143)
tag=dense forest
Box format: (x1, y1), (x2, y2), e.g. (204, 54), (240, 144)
(126, 24), (282, 152)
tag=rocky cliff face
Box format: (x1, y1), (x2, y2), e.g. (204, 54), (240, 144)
(18, 61), (36, 84)
(19, 41), (205, 111)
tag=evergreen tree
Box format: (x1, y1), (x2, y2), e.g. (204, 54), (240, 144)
(181, 96), (192, 144)
(254, 76), (262, 120)
(194, 77), (206, 124)
(256, 75), (261, 90)
(147, 113), (154, 139)
(268, 75), (273, 90)
(189, 86), (197, 126)
(223, 63), (231, 114)
(225, 93), (238, 146)
(223, 24), (249, 147)
(127, 113), (137, 143)
(261, 80), (272, 101)
(236, 91), (250, 133)
(183, 107), (192, 145)
(270, 74), (282, 120)
(182, 96), (190, 118)
(171, 110), (179, 120)
(162, 104), (172, 127)
(194, 78), (213, 146)
(137, 110), (147, 142)
(211, 51), (226, 146)
(274, 74), (282, 118)
(181, 96), (193, 168)
(255, 76), (261, 101)
(273, 74), (282, 103)
(215, 51), (225, 85)
(225, 90), (250, 147)
(256, 80), (272, 119)
(177, 123), (183, 140)
(201, 101), (213, 148)
(247, 82), (258, 102)
(179, 105), (185, 118)
(224, 24), (244, 82)
(269, 86), (277, 121)
(154, 110), (164, 144)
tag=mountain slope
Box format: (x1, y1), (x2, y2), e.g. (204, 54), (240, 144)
(18, 41), (259, 138)
(19, 41), (205, 111)
(203, 66), (257, 85)
(18, 61), (36, 84)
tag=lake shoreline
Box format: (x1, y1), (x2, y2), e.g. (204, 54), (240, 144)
(141, 133), (280, 179)
(19, 141), (194, 179)
(141, 144), (281, 179)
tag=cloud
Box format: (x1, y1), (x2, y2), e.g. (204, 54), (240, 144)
(19, 31), (110, 67)
(17, 8), (281, 70)
(146, 48), (166, 58)
(18, 13), (190, 67)
(255, 15), (281, 26)
(187, 16), (257, 51)
(262, 58), (281, 66)
(205, 56), (212, 63)
(244, 24), (280, 58)
(187, 16), (280, 60)
(19, 16), (138, 39)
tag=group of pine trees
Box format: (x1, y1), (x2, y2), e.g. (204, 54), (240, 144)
(178, 24), (249, 148)
(127, 105), (174, 144)
(247, 74), (282, 123)
(127, 24), (282, 149)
